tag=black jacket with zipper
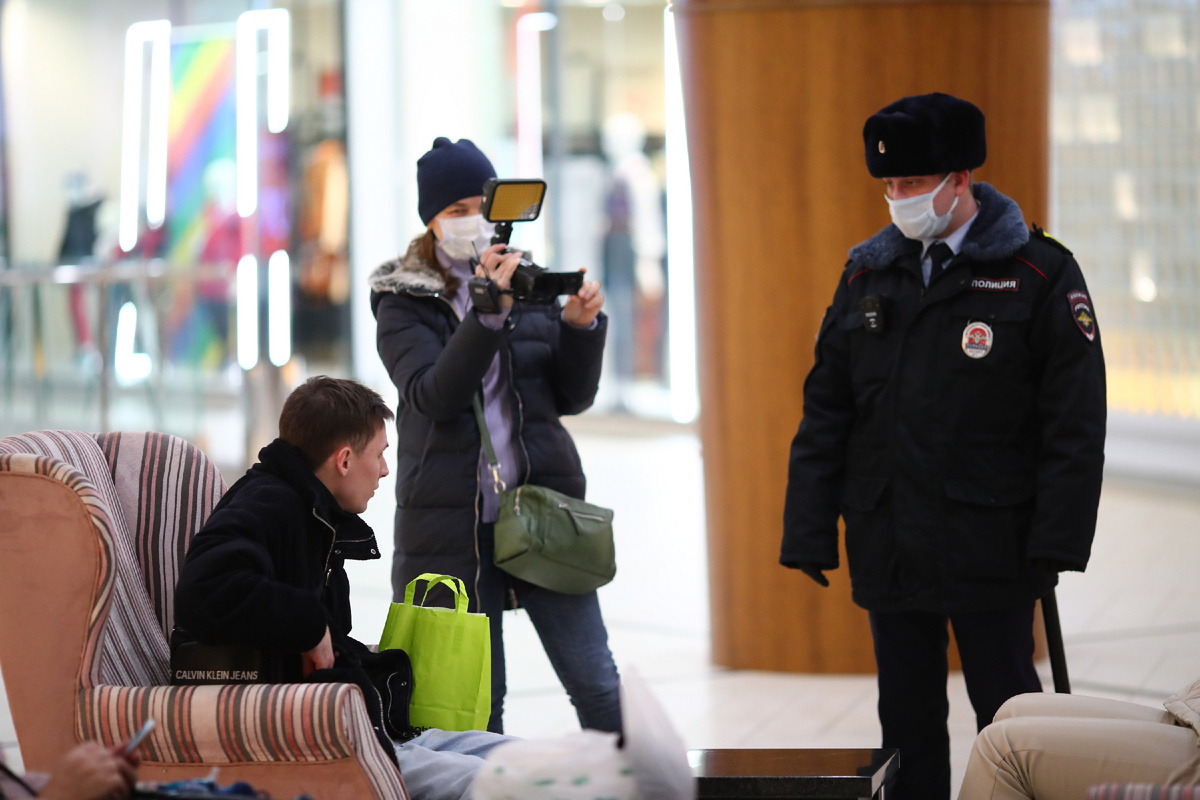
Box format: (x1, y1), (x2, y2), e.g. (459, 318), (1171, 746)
(369, 242), (607, 610)
(781, 182), (1107, 613)
(174, 439), (413, 755)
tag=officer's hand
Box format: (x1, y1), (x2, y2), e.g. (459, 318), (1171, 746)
(1028, 558), (1072, 575)
(783, 561), (831, 588)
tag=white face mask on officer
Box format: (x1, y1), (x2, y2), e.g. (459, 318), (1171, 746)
(886, 173), (958, 241)
(436, 214), (495, 261)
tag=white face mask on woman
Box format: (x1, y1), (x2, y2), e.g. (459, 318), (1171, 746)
(886, 173), (958, 241)
(437, 214), (495, 261)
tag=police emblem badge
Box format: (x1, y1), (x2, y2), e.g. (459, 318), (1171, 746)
(962, 321), (994, 359)
(1068, 290), (1097, 342)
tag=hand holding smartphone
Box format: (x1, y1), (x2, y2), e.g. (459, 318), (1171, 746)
(122, 718), (155, 755)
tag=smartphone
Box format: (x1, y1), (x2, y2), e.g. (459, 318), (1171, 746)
(122, 718), (156, 755)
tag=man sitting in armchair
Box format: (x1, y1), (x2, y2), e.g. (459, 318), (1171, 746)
(174, 376), (513, 800)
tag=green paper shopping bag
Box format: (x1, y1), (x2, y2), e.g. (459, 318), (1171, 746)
(379, 573), (491, 732)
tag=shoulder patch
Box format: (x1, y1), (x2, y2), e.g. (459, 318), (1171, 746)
(1068, 290), (1097, 342)
(1031, 224), (1073, 256)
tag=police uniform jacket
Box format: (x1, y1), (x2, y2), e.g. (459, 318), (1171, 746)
(369, 244), (606, 610)
(781, 182), (1106, 613)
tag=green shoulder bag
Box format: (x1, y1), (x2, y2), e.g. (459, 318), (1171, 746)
(474, 394), (616, 594)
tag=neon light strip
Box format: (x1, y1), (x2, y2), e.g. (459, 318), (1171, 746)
(235, 14), (258, 217)
(145, 28), (171, 229)
(515, 12), (556, 178)
(268, 249), (291, 366)
(664, 9), (698, 423)
(119, 20), (171, 251)
(236, 9), (291, 217)
(237, 254), (258, 369)
(265, 12), (290, 133)
(115, 301), (152, 385)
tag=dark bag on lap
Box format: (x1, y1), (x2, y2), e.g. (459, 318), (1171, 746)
(169, 628), (281, 685)
(169, 628), (415, 761)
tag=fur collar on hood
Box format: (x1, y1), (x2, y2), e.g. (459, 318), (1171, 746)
(368, 240), (445, 296)
(848, 181), (1030, 270)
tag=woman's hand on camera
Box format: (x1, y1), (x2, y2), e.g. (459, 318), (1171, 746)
(476, 244), (521, 310)
(562, 270), (604, 328)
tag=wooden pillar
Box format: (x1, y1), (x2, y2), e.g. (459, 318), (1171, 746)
(673, 0), (1051, 672)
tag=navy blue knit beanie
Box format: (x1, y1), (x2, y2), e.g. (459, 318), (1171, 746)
(416, 137), (497, 225)
(863, 93), (986, 178)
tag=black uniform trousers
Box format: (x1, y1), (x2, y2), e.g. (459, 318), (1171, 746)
(868, 602), (1042, 800)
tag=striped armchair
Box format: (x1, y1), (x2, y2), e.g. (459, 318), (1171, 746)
(0, 431), (408, 800)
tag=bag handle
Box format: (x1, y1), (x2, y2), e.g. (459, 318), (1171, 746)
(472, 393), (506, 494)
(404, 572), (469, 613)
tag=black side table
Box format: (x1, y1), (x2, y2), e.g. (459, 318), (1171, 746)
(689, 748), (899, 800)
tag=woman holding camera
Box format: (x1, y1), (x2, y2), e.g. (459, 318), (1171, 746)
(368, 137), (621, 735)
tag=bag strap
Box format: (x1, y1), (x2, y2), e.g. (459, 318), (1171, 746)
(472, 393), (506, 494)
(404, 573), (469, 613)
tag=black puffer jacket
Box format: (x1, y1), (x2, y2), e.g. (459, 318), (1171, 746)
(175, 438), (381, 673)
(174, 440), (415, 755)
(369, 243), (606, 609)
(782, 182), (1107, 613)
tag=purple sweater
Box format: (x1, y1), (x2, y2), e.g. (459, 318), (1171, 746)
(442, 252), (517, 523)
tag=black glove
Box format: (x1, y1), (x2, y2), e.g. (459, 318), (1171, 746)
(1028, 558), (1072, 575)
(783, 561), (830, 588)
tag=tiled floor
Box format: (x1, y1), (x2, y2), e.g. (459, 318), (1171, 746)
(3, 418), (1199, 797)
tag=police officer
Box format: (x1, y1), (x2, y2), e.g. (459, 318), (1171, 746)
(780, 93), (1106, 800)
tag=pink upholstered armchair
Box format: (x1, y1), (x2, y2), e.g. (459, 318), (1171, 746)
(0, 430), (408, 800)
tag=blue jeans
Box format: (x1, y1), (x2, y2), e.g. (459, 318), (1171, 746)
(477, 522), (623, 734)
(394, 728), (516, 800)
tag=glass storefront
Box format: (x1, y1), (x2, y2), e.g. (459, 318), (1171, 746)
(1051, 0), (1200, 481)
(348, 1), (687, 422)
(502, 2), (674, 418)
(1052, 0), (1200, 422)
(0, 0), (689, 473)
(0, 0), (347, 469)
(2, 0), (1197, 474)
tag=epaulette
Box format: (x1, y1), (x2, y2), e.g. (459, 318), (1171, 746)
(1030, 224), (1073, 256)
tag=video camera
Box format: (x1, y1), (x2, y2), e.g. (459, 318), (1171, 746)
(467, 178), (584, 313)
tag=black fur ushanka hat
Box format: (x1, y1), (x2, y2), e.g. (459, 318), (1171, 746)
(863, 92), (986, 178)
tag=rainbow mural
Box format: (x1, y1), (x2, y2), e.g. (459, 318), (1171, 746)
(168, 37), (236, 262)
(164, 36), (238, 367)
